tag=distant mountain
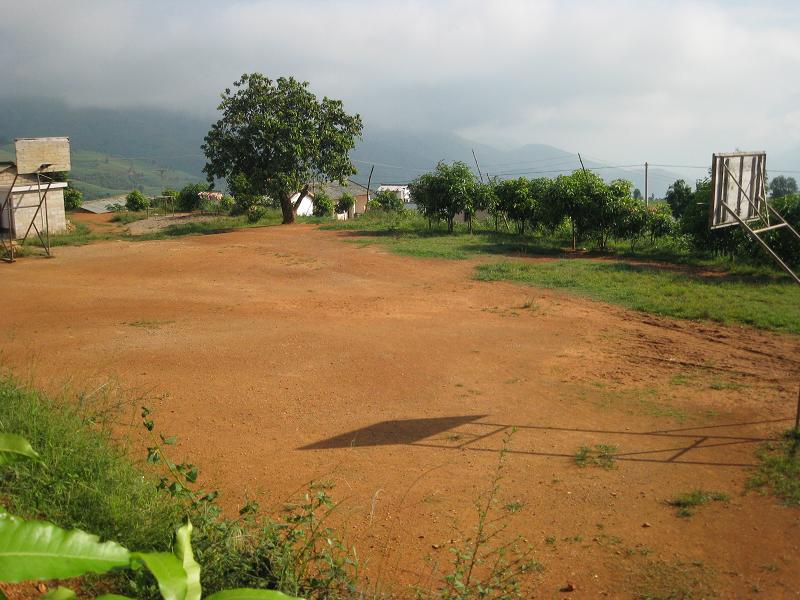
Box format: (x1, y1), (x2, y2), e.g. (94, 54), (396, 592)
(350, 129), (682, 197)
(0, 96), (684, 199)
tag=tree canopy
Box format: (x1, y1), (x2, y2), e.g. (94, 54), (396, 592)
(409, 161), (477, 232)
(202, 73), (363, 224)
(769, 175), (798, 199)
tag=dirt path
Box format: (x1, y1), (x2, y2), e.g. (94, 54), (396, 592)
(1, 225), (798, 598)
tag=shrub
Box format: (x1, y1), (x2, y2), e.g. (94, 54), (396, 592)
(372, 189), (404, 213)
(125, 190), (150, 211)
(178, 183), (212, 212)
(312, 191), (334, 217)
(247, 205), (268, 223)
(63, 186), (83, 210)
(219, 195), (234, 214)
(335, 193), (355, 215)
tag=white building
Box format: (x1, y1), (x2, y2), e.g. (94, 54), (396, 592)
(288, 191), (315, 216)
(377, 184), (411, 204)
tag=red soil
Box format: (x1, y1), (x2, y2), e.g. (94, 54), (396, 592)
(1, 224), (798, 598)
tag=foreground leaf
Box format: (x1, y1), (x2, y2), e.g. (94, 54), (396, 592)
(0, 514), (130, 582)
(174, 521), (201, 600)
(96, 595), (135, 599)
(205, 590), (304, 600)
(133, 552), (187, 600)
(0, 433), (40, 466)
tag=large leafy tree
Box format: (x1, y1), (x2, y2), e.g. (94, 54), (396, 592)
(202, 73), (363, 224)
(665, 179), (694, 219)
(769, 175), (798, 199)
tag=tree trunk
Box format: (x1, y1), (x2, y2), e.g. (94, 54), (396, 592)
(280, 196), (296, 224)
(571, 218), (576, 251)
(281, 185), (310, 224)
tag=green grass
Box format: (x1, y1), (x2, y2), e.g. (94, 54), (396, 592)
(748, 429), (800, 506)
(11, 211), (288, 258)
(475, 260), (800, 334)
(574, 444), (618, 469)
(666, 490), (730, 517)
(0, 376), (183, 553)
(0, 374), (358, 598)
(110, 211), (149, 224)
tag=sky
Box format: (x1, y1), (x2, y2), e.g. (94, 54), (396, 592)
(2, 0), (800, 167)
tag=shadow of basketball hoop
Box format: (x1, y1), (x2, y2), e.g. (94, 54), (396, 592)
(299, 416), (794, 468)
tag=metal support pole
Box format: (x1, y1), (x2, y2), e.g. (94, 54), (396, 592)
(1, 172), (18, 262)
(645, 162), (649, 207)
(795, 383), (800, 431)
(721, 202), (800, 284)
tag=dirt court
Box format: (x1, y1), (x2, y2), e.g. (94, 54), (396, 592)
(2, 224), (799, 598)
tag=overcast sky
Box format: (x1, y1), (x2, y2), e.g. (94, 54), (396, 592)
(2, 0), (799, 166)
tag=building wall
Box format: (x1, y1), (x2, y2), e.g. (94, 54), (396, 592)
(0, 167), (68, 238)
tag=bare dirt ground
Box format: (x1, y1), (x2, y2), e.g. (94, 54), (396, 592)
(70, 210), (220, 235)
(1, 225), (799, 598)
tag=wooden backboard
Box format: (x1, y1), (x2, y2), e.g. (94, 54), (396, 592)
(14, 137), (71, 174)
(710, 151), (766, 229)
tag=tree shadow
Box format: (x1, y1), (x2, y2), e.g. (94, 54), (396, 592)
(299, 416), (794, 468)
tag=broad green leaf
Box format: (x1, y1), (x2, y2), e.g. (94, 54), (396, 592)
(42, 587), (76, 600)
(205, 590), (304, 600)
(133, 552), (187, 600)
(0, 433), (40, 466)
(0, 514), (130, 583)
(96, 595), (135, 599)
(174, 521), (201, 600)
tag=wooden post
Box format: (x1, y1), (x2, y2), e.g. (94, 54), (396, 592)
(795, 382), (800, 431)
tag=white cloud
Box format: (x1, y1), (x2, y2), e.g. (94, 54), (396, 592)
(2, 0), (799, 165)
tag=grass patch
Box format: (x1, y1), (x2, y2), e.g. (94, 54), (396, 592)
(126, 319), (173, 330)
(475, 259), (800, 334)
(632, 559), (714, 600)
(110, 211), (149, 224)
(574, 444), (618, 469)
(748, 429), (800, 505)
(0, 374), (358, 598)
(666, 490), (730, 517)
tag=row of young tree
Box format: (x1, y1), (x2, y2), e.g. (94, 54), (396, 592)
(408, 161), (672, 250)
(406, 161), (800, 265)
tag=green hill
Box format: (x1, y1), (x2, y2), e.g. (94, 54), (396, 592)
(0, 144), (200, 200)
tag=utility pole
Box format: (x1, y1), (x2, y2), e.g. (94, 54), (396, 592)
(472, 148), (484, 184)
(366, 165), (375, 210)
(644, 162), (649, 207)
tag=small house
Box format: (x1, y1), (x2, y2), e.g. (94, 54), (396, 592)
(0, 137), (70, 239)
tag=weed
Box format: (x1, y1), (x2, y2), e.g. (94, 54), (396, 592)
(544, 536), (556, 546)
(748, 429), (800, 505)
(709, 379), (744, 391)
(575, 444), (618, 469)
(427, 430), (540, 599)
(519, 298), (538, 311)
(503, 501), (524, 514)
(669, 373), (691, 386)
(667, 490), (730, 517)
